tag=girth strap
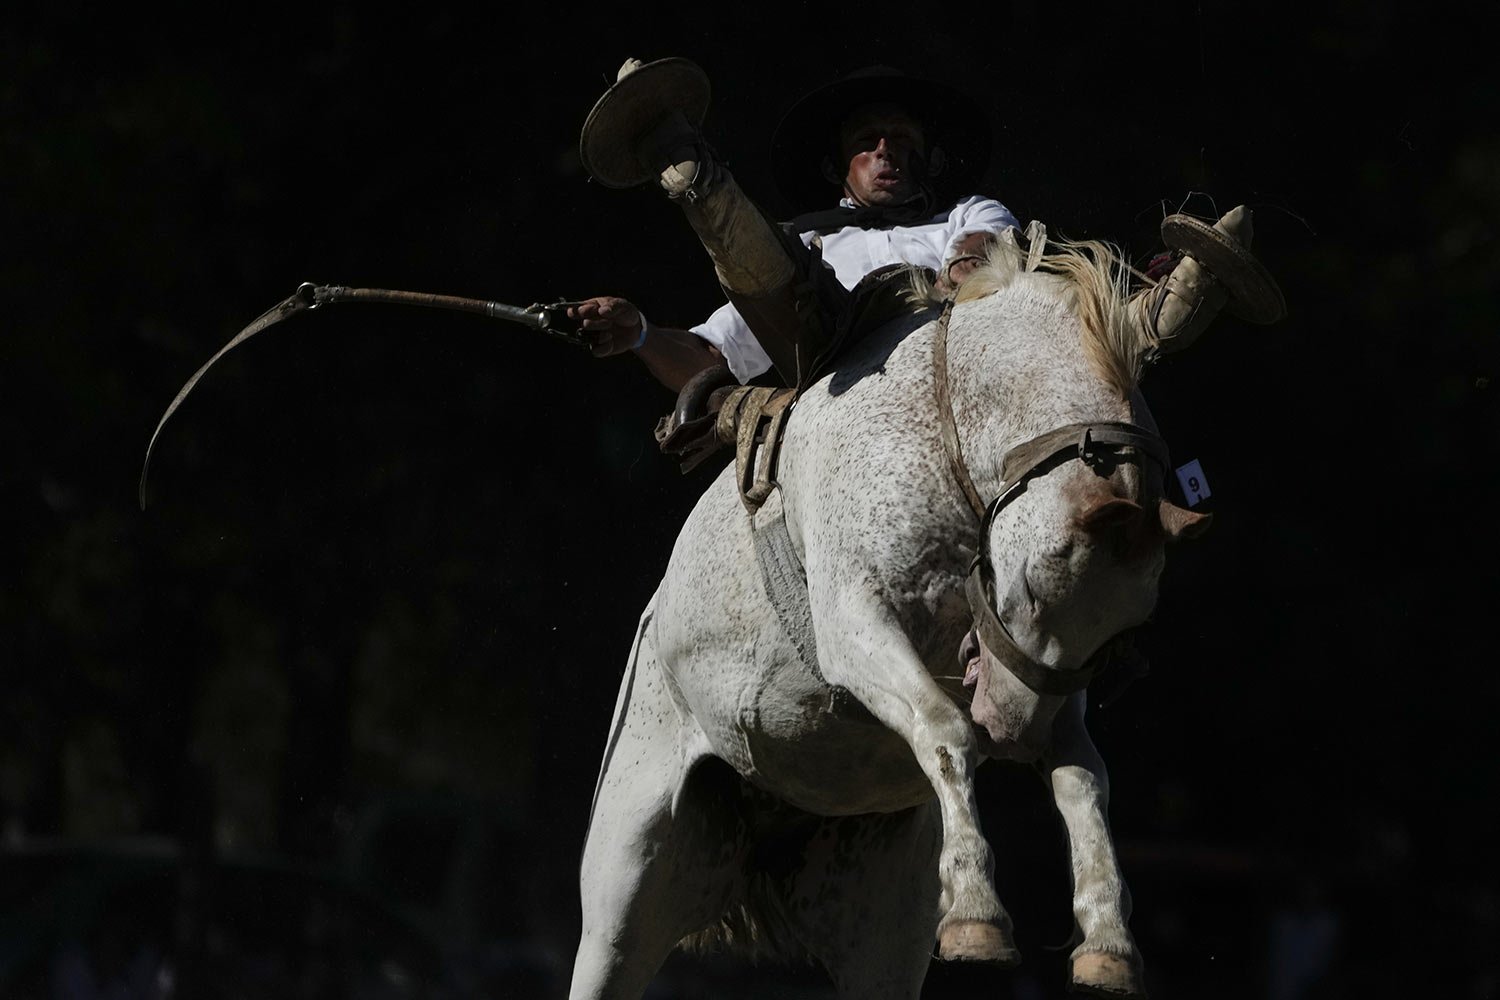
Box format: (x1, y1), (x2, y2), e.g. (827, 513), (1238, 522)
(750, 498), (877, 722)
(751, 498), (821, 674)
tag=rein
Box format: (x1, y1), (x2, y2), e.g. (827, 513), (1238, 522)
(932, 300), (1169, 697)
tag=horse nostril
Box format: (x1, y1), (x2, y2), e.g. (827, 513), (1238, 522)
(957, 627), (980, 668)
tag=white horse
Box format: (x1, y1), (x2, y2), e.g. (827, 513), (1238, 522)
(569, 235), (1210, 999)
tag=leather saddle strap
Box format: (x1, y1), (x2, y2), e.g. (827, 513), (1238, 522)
(729, 386), (796, 513)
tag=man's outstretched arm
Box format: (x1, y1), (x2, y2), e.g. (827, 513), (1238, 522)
(568, 296), (722, 393)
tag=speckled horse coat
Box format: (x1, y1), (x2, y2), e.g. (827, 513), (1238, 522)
(569, 241), (1206, 1000)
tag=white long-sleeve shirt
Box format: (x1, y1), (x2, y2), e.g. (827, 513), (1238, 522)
(690, 194), (1020, 381)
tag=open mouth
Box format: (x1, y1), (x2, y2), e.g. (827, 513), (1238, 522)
(959, 628), (982, 688)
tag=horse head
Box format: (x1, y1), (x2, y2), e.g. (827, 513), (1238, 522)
(938, 238), (1211, 757)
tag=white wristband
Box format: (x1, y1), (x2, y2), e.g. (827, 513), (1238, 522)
(631, 314), (651, 351)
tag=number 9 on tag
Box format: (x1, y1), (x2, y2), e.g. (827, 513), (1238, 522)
(1175, 459), (1211, 507)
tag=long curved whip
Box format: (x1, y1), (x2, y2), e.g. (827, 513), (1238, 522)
(138, 283), (586, 510)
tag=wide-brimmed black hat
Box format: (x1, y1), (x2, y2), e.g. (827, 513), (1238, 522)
(770, 66), (993, 211)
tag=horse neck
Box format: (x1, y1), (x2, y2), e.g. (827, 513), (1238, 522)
(946, 278), (1137, 500)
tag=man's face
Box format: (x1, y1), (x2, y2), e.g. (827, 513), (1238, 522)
(838, 104), (928, 207)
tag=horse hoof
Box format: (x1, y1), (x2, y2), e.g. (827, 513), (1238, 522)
(937, 920), (1020, 966)
(1070, 952), (1146, 998)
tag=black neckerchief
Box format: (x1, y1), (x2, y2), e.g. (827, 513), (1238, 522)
(784, 186), (941, 235)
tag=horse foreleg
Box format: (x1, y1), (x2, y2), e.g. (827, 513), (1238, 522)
(569, 629), (742, 1000)
(1045, 693), (1145, 999)
(818, 599), (1017, 966)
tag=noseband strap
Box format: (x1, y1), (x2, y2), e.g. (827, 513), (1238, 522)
(964, 568), (1095, 696)
(964, 420), (1168, 696)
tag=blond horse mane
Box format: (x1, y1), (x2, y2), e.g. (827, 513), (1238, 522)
(911, 234), (1149, 398)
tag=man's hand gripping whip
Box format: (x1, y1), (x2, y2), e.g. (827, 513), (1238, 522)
(138, 282), (587, 510)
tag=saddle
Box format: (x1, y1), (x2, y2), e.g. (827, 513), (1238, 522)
(655, 262), (934, 512)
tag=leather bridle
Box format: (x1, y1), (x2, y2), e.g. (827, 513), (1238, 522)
(932, 301), (1170, 697)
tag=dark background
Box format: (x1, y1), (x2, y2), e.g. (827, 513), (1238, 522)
(4, 3), (1496, 998)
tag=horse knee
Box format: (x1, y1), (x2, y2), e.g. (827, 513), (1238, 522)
(912, 715), (979, 777)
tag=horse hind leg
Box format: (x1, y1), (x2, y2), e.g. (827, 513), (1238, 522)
(568, 631), (745, 1000)
(780, 804), (946, 999)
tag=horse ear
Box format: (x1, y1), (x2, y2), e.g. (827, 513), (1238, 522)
(1157, 499), (1212, 541)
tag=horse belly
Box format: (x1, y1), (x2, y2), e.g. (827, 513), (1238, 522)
(667, 644), (933, 815)
(656, 471), (932, 816)
(741, 680), (934, 814)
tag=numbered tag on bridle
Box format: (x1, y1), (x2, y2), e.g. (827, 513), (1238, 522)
(1174, 459), (1211, 507)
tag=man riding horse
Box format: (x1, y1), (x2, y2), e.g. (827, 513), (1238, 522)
(572, 58), (1284, 396)
(566, 58), (1288, 1000)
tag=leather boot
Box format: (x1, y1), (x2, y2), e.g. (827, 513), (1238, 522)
(1132, 205), (1286, 357)
(641, 109), (796, 299)
(581, 57), (834, 387)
